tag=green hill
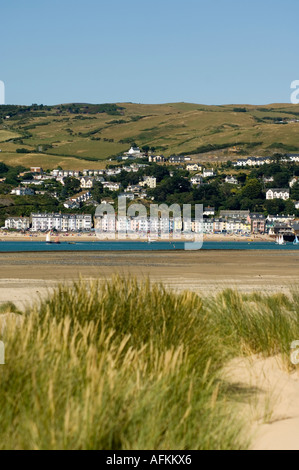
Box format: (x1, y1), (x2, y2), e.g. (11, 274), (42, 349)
(1, 102), (299, 169)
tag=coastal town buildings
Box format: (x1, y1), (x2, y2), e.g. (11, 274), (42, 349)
(4, 217), (30, 230)
(31, 213), (92, 232)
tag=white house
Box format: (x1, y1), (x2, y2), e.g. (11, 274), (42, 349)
(225, 175), (238, 184)
(203, 207), (215, 216)
(263, 176), (274, 184)
(266, 188), (290, 200)
(4, 217), (30, 230)
(186, 163), (202, 172)
(190, 175), (203, 186)
(139, 176), (157, 189)
(102, 181), (121, 192)
(203, 169), (216, 178)
(80, 177), (95, 189)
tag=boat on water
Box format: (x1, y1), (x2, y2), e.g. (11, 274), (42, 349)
(294, 235), (299, 245)
(270, 225), (296, 243)
(276, 234), (286, 245)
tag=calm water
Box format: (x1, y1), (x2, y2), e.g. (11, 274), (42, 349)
(0, 240), (299, 252)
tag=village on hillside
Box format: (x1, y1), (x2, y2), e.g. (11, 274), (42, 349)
(1, 146), (299, 239)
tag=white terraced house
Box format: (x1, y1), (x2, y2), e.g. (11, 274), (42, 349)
(186, 163), (202, 171)
(64, 191), (92, 208)
(203, 219), (214, 233)
(83, 169), (104, 176)
(266, 188), (290, 200)
(203, 207), (215, 216)
(52, 169), (80, 178)
(31, 213), (92, 232)
(4, 217), (30, 230)
(102, 181), (121, 191)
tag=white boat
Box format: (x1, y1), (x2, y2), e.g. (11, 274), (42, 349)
(276, 234), (286, 245)
(147, 236), (157, 243)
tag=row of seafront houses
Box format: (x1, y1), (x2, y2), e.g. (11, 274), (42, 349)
(232, 154), (299, 167)
(3, 210), (298, 236)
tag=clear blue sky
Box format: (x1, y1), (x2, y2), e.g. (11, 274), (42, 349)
(1, 0), (298, 105)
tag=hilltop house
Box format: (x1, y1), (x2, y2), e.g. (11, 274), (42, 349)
(80, 177), (95, 189)
(266, 188), (290, 200)
(263, 176), (274, 184)
(139, 176), (157, 189)
(30, 167), (43, 174)
(169, 156), (191, 163)
(203, 169), (216, 178)
(190, 174), (203, 186)
(186, 163), (202, 172)
(225, 175), (238, 184)
(148, 155), (166, 163)
(102, 181), (121, 192)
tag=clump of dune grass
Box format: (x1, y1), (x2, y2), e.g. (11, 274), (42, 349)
(2, 277), (299, 450)
(208, 288), (299, 362)
(0, 276), (247, 450)
(0, 301), (20, 314)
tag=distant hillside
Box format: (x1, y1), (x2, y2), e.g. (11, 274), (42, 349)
(1, 102), (299, 169)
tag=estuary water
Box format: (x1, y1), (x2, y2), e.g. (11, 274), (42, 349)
(0, 241), (299, 252)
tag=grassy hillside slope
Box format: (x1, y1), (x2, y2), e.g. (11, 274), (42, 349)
(1, 102), (299, 168)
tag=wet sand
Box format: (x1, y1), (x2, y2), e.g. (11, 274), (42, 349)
(0, 250), (298, 309)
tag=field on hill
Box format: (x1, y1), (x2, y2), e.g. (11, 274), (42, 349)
(1, 102), (299, 169)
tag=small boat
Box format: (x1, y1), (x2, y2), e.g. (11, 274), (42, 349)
(276, 234), (286, 246)
(46, 232), (52, 244)
(293, 235), (299, 245)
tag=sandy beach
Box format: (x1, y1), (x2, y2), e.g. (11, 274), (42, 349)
(0, 231), (273, 242)
(1, 248), (299, 450)
(0, 249), (298, 309)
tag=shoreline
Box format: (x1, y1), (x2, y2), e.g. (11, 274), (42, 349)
(0, 232), (273, 243)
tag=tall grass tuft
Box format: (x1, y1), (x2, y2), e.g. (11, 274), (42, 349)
(2, 277), (299, 450)
(0, 277), (246, 450)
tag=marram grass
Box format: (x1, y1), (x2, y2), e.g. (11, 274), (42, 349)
(1, 277), (299, 450)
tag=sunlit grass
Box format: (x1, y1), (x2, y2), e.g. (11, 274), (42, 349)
(1, 277), (299, 449)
